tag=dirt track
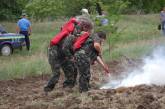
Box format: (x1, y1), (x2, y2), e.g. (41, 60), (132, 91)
(0, 61), (165, 109)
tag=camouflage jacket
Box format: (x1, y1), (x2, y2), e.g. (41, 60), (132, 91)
(78, 36), (98, 63)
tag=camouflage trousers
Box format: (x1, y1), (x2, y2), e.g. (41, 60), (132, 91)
(46, 46), (77, 90)
(75, 50), (91, 92)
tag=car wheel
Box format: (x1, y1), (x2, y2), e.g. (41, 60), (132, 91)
(0, 44), (13, 56)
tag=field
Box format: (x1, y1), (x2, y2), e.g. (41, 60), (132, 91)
(0, 14), (165, 109)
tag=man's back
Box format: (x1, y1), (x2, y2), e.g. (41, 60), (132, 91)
(17, 18), (31, 31)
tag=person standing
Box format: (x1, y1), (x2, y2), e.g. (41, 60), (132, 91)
(160, 7), (165, 36)
(16, 13), (32, 51)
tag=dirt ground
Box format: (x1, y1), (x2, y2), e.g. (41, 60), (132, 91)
(0, 60), (165, 109)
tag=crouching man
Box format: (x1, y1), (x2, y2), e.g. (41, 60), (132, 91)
(73, 31), (110, 92)
(64, 31), (109, 92)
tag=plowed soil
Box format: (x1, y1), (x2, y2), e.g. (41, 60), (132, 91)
(0, 60), (165, 109)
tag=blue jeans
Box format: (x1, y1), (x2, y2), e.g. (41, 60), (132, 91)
(162, 21), (165, 35)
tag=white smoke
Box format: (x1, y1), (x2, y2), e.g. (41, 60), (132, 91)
(101, 47), (165, 89)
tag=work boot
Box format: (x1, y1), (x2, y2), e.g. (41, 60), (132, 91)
(63, 83), (75, 89)
(79, 87), (89, 93)
(44, 84), (55, 95)
(63, 81), (75, 88)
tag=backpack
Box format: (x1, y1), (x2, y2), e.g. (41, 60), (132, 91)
(62, 31), (90, 58)
(50, 17), (79, 46)
(73, 32), (90, 51)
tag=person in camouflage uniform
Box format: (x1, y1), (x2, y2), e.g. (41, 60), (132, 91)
(44, 16), (93, 93)
(45, 38), (77, 92)
(46, 42), (77, 91)
(61, 16), (93, 89)
(61, 31), (90, 88)
(74, 31), (109, 92)
(62, 31), (109, 92)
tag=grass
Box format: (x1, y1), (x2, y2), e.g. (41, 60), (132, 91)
(104, 38), (165, 61)
(103, 14), (165, 61)
(0, 53), (50, 80)
(0, 14), (165, 80)
(114, 14), (160, 43)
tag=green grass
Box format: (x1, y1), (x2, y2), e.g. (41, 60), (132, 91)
(114, 14), (161, 44)
(0, 14), (165, 80)
(103, 14), (165, 61)
(0, 56), (50, 80)
(103, 38), (165, 61)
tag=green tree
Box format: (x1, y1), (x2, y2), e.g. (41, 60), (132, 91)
(122, 0), (165, 14)
(26, 0), (65, 20)
(0, 0), (29, 21)
(25, 0), (98, 20)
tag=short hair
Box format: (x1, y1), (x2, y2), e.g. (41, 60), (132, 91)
(96, 31), (106, 39)
(76, 15), (93, 31)
(80, 20), (93, 30)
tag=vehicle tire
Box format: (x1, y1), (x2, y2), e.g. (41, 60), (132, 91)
(0, 44), (13, 56)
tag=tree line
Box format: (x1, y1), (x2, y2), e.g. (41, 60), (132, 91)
(0, 0), (165, 21)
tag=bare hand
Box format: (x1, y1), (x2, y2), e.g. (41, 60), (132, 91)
(28, 33), (31, 36)
(91, 60), (97, 65)
(103, 64), (110, 74)
(70, 56), (75, 62)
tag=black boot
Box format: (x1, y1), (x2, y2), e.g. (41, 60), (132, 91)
(63, 81), (75, 88)
(44, 83), (55, 95)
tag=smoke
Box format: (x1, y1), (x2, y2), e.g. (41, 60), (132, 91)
(101, 47), (165, 89)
